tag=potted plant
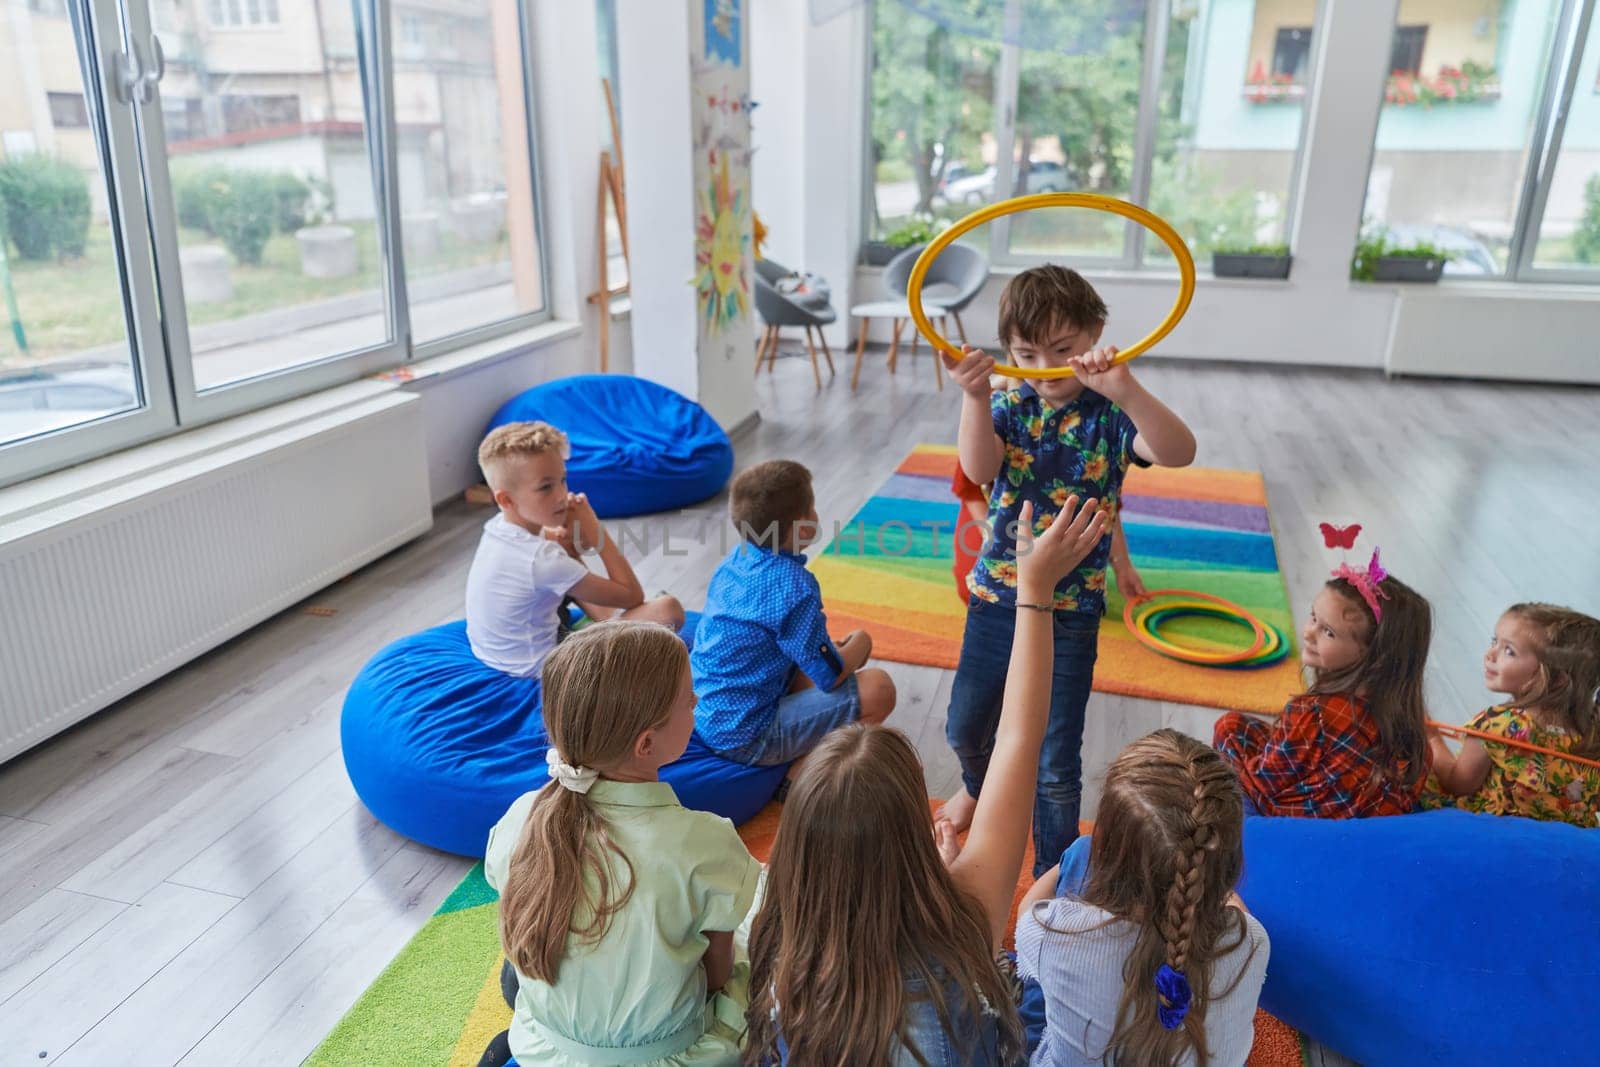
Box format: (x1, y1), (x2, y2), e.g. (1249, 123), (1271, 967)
(1212, 242), (1291, 279)
(861, 217), (938, 267)
(1351, 231), (1451, 283)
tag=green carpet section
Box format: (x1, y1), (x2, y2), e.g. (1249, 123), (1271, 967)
(307, 895), (501, 1067)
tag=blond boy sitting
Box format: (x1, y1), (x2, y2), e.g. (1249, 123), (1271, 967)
(466, 421), (683, 678)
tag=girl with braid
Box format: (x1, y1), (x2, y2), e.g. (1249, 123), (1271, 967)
(1015, 730), (1269, 1065)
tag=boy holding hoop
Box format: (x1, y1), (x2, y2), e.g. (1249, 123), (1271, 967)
(940, 265), (1196, 873)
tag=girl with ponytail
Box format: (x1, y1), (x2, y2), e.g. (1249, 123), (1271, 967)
(1015, 730), (1269, 1066)
(482, 621), (761, 1067)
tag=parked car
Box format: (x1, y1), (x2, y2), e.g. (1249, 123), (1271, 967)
(0, 362), (138, 443)
(935, 162), (977, 199)
(1380, 223), (1499, 275)
(939, 159), (1069, 204)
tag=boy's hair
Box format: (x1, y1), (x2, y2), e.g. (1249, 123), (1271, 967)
(997, 264), (1108, 348)
(478, 421), (567, 492)
(1061, 729), (1254, 1067)
(497, 621), (687, 983)
(744, 724), (1023, 1065)
(730, 460), (813, 546)
(1503, 602), (1600, 758)
(1307, 574), (1433, 788)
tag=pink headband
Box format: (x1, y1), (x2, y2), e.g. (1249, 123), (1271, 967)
(1332, 547), (1389, 622)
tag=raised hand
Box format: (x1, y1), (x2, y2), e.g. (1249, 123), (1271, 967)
(1013, 497), (1108, 594)
(943, 344), (998, 399)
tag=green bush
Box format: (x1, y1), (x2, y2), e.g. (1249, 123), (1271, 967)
(0, 154), (91, 261)
(1573, 174), (1600, 265)
(1149, 157), (1259, 259)
(205, 170), (279, 265)
(172, 165), (228, 235)
(269, 172), (311, 234)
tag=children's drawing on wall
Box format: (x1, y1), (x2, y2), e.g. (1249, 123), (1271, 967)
(695, 150), (749, 337)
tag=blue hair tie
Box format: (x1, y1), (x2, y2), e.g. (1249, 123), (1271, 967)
(1155, 963), (1192, 1030)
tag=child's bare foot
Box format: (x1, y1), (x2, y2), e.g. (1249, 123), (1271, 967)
(941, 786), (977, 832)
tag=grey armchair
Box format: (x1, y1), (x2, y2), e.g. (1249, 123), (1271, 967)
(754, 273), (837, 389)
(882, 242), (988, 345)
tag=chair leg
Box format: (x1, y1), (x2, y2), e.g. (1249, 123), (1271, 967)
(911, 321), (920, 356)
(888, 318), (904, 374)
(933, 321), (945, 392)
(953, 311), (969, 345)
(767, 325), (781, 374)
(802, 326), (822, 390)
(818, 327), (836, 376)
(851, 316), (869, 392)
(754, 325), (773, 374)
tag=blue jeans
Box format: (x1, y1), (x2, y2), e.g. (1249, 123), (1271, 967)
(946, 598), (1099, 876)
(715, 673), (862, 766)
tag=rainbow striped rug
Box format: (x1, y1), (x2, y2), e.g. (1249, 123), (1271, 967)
(813, 444), (1301, 714)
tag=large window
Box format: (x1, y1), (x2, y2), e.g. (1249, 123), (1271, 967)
(1359, 0), (1598, 281)
(0, 0), (549, 487)
(866, 0), (1317, 269)
(392, 0), (546, 345)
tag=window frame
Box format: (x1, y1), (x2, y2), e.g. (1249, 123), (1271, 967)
(1, 0), (555, 489)
(1, 0), (179, 488)
(1509, 0), (1600, 283)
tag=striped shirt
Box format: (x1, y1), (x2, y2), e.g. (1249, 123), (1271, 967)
(1016, 897), (1270, 1066)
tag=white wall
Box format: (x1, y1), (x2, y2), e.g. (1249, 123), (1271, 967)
(615, 2), (701, 403)
(821, 0), (1600, 382)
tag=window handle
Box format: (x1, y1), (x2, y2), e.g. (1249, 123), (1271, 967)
(113, 47), (143, 105)
(146, 35), (166, 89)
(113, 37), (164, 106)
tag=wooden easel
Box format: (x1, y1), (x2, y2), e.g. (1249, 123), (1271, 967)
(587, 78), (630, 372)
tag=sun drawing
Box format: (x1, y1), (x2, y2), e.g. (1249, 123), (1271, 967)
(695, 152), (749, 335)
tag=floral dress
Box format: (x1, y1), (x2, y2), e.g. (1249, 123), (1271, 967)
(1422, 704), (1600, 828)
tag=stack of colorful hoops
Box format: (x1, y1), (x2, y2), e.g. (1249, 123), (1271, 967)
(1123, 590), (1290, 670)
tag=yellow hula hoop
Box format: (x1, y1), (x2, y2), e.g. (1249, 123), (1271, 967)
(907, 193), (1196, 380)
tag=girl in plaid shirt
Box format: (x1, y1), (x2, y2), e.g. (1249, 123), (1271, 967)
(1213, 552), (1434, 818)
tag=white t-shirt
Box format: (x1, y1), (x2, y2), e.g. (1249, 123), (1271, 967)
(465, 513), (590, 678)
(1016, 896), (1270, 1067)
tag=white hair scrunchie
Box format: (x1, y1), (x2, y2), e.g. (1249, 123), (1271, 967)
(546, 747), (599, 794)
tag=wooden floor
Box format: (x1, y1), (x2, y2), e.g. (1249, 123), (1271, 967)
(1, 340), (1596, 1065)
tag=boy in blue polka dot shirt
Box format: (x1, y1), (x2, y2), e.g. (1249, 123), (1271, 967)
(692, 460), (897, 767)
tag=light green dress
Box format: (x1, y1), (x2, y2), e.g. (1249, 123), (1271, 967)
(484, 779), (762, 1066)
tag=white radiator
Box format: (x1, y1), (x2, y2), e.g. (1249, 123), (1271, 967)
(0, 389), (433, 764)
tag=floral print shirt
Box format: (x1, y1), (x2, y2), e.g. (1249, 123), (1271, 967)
(1422, 704), (1600, 828)
(966, 384), (1146, 615)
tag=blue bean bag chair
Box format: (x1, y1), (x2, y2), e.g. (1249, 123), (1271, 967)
(342, 614), (786, 857)
(485, 375), (734, 519)
(1237, 809), (1600, 1066)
